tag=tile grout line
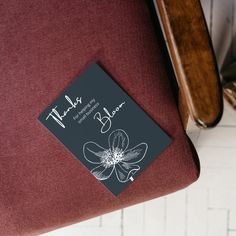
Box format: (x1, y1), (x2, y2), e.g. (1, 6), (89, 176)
(143, 204), (145, 236)
(185, 190), (188, 236)
(206, 188), (210, 236)
(209, 0), (214, 37)
(164, 197), (167, 236)
(227, 209), (230, 236)
(208, 207), (232, 210)
(195, 129), (201, 145)
(121, 209), (124, 236)
(99, 216), (102, 227)
(217, 125), (236, 128)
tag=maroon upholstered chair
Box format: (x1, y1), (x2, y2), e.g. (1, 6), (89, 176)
(0, 0), (221, 235)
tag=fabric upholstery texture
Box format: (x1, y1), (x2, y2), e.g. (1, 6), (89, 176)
(0, 0), (200, 235)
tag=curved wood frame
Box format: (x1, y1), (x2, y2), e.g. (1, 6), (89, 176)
(154, 0), (223, 128)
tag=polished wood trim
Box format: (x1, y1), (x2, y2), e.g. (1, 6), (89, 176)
(154, 0), (223, 127)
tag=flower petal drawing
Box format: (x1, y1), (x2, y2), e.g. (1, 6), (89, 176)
(91, 163), (115, 181)
(108, 129), (129, 152)
(122, 143), (148, 164)
(115, 162), (140, 182)
(83, 129), (148, 183)
(83, 141), (107, 164)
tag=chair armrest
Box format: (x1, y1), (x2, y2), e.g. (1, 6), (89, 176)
(153, 0), (223, 128)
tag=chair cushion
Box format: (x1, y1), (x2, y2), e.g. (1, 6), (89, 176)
(0, 0), (200, 235)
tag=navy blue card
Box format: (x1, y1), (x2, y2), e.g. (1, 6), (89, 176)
(38, 63), (171, 196)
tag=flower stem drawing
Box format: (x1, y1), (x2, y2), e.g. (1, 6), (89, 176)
(83, 129), (148, 183)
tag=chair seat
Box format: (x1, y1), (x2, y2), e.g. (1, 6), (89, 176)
(0, 1), (200, 235)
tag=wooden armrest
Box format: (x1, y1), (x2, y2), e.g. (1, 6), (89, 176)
(153, 0), (223, 128)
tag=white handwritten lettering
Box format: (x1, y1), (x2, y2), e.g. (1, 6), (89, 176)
(93, 101), (126, 133)
(46, 95), (82, 128)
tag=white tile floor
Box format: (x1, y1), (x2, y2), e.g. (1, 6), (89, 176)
(42, 1), (236, 235)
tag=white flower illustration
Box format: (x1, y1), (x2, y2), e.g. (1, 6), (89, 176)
(83, 129), (148, 183)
